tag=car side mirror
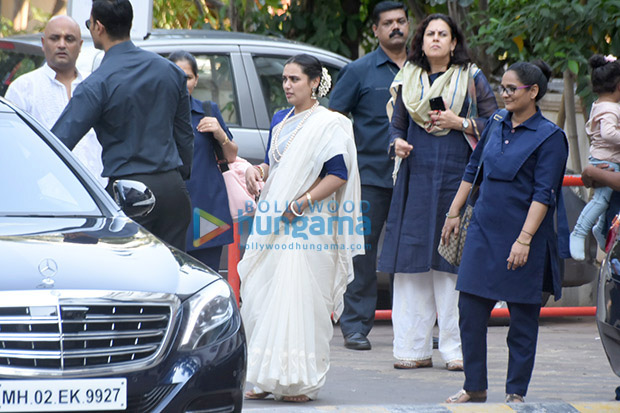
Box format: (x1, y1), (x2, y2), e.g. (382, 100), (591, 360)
(112, 179), (156, 217)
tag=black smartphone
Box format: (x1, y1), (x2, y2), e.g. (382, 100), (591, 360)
(429, 96), (446, 111)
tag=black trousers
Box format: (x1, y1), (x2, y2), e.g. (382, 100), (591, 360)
(340, 184), (392, 337)
(459, 291), (541, 397)
(107, 170), (191, 252)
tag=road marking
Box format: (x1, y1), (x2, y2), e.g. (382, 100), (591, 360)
(244, 403), (620, 412)
(443, 404), (512, 412)
(572, 402), (620, 412)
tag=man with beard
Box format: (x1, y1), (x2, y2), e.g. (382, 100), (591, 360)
(329, 1), (409, 350)
(53, 0), (193, 252)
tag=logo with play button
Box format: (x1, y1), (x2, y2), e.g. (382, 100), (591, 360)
(193, 208), (231, 247)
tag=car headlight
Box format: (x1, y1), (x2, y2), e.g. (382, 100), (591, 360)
(179, 279), (237, 350)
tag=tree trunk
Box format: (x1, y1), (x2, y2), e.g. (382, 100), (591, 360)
(228, 0), (240, 31)
(563, 70), (582, 175)
(556, 93), (566, 129)
(51, 0), (66, 16)
(193, 0), (206, 16)
(342, 0), (361, 59)
(12, 0), (29, 31)
(406, 0), (427, 24)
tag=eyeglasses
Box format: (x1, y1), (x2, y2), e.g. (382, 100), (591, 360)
(497, 84), (532, 96)
(85, 19), (91, 30)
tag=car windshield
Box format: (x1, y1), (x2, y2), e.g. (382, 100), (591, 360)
(0, 112), (100, 216)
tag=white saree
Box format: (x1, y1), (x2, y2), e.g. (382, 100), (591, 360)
(238, 105), (363, 399)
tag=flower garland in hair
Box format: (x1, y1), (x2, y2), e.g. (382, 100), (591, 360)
(605, 54), (617, 63)
(317, 67), (332, 97)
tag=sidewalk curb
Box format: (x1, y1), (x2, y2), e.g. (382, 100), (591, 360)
(243, 401), (620, 412)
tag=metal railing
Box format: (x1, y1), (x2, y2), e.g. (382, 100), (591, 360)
(227, 175), (597, 319)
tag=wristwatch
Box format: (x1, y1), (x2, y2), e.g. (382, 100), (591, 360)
(461, 118), (470, 132)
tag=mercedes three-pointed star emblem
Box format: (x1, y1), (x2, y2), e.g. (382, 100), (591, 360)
(38, 259), (58, 286)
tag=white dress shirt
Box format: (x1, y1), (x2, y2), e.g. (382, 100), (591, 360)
(5, 64), (107, 187)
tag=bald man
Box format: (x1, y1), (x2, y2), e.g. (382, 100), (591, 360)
(6, 15), (106, 186)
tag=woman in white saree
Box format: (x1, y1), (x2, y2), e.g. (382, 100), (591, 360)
(240, 54), (364, 402)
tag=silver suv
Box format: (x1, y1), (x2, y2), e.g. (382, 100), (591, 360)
(0, 29), (350, 164)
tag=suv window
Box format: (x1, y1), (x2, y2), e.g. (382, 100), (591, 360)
(0, 47), (44, 96)
(191, 54), (239, 126)
(252, 55), (340, 120)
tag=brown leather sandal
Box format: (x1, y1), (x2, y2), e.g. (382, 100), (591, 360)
(244, 388), (272, 400)
(281, 395), (312, 403)
(446, 360), (464, 371)
(445, 389), (487, 403)
(505, 393), (524, 403)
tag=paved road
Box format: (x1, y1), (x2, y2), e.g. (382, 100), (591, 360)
(244, 316), (620, 411)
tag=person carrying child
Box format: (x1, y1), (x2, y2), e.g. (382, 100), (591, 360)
(570, 54), (620, 261)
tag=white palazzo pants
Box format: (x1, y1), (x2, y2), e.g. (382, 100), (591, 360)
(392, 269), (462, 363)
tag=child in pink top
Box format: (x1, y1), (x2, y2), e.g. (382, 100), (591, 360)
(570, 54), (620, 260)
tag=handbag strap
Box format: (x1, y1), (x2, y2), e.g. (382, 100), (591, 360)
(465, 109), (508, 206)
(202, 100), (229, 173)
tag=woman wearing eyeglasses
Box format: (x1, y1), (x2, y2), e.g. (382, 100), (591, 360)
(441, 60), (569, 403)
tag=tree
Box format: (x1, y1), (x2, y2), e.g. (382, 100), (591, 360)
(466, 0), (620, 171)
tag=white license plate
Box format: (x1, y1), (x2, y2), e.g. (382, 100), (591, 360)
(0, 378), (127, 411)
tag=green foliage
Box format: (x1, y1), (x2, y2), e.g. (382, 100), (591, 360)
(151, 0), (387, 58)
(0, 16), (16, 38)
(29, 7), (51, 32)
(276, 1), (356, 57)
(468, 0), (620, 105)
(153, 0), (203, 29)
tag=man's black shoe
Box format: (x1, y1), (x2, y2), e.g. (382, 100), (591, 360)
(344, 333), (371, 350)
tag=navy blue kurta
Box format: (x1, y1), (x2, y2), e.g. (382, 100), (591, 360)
(184, 97), (234, 251)
(457, 109), (569, 304)
(378, 70), (497, 275)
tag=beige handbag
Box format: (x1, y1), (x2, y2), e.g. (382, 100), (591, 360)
(437, 204), (473, 266)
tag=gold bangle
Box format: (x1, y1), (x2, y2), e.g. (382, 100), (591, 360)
(255, 165), (265, 180)
(516, 238), (530, 247)
(221, 136), (230, 146)
(445, 212), (459, 219)
(521, 229), (534, 237)
(306, 192), (312, 205)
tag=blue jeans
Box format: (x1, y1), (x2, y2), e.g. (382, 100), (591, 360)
(573, 158), (620, 238)
(340, 185), (392, 337)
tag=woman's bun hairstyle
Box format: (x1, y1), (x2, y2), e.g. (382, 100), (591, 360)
(531, 59), (552, 82)
(507, 59), (552, 101)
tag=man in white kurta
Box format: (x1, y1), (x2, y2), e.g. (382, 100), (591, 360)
(5, 15), (106, 187)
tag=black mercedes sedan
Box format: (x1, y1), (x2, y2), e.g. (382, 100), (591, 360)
(0, 97), (246, 412)
(597, 214), (620, 379)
